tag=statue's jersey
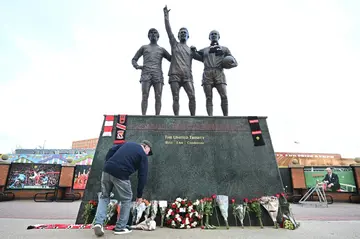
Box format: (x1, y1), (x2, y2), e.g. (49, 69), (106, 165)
(198, 46), (231, 70)
(168, 42), (193, 80)
(132, 44), (171, 83)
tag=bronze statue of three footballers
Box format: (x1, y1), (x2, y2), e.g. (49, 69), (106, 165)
(131, 6), (238, 116)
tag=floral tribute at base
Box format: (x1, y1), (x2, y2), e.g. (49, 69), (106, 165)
(26, 192), (300, 231)
(165, 198), (201, 229)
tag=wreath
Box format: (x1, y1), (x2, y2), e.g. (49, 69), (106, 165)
(165, 197), (202, 229)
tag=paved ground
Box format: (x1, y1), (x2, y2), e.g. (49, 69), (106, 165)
(0, 200), (360, 238)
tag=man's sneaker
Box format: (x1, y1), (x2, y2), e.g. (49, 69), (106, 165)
(93, 224), (104, 237)
(114, 228), (132, 235)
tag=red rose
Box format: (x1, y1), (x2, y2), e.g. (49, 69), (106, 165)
(231, 198), (235, 204)
(171, 204), (176, 209)
(190, 217), (193, 222)
(186, 213), (189, 218)
(182, 219), (186, 224)
(275, 194), (280, 198)
(181, 200), (185, 205)
(244, 198), (249, 203)
(171, 211), (175, 216)
(191, 209), (195, 212)
(212, 194), (217, 199)
(187, 201), (192, 206)
(281, 192), (285, 197)
(176, 208), (180, 213)
(201, 226), (205, 229)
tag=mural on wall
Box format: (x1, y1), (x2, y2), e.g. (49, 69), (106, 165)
(276, 152), (356, 167)
(6, 153), (94, 165)
(303, 167), (357, 193)
(6, 163), (62, 190)
(72, 165), (91, 190)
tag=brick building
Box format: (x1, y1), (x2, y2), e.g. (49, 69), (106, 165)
(72, 138), (99, 149)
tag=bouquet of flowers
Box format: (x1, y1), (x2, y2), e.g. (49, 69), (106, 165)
(130, 202), (137, 225)
(203, 197), (216, 229)
(130, 218), (156, 231)
(215, 195), (229, 229)
(103, 199), (119, 226)
(249, 198), (263, 228)
(198, 199), (205, 226)
(135, 202), (147, 224)
(158, 200), (168, 227)
(259, 195), (279, 228)
(150, 200), (159, 220)
(260, 195), (279, 228)
(278, 193), (300, 230)
(82, 200), (97, 225)
(231, 199), (247, 228)
(144, 201), (151, 220)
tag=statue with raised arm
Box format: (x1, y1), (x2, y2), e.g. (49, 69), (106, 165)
(163, 5), (196, 116)
(132, 28), (171, 115)
(191, 30), (238, 116)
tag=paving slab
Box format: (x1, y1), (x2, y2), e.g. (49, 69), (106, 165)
(1, 219), (360, 239)
(1, 200), (360, 220)
(1, 201), (360, 238)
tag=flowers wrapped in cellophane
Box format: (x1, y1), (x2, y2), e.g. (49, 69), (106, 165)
(103, 199), (118, 226)
(215, 195), (229, 229)
(158, 200), (168, 227)
(135, 202), (147, 224)
(231, 199), (247, 228)
(144, 201), (151, 220)
(130, 218), (156, 231)
(130, 202), (137, 225)
(259, 196), (279, 228)
(150, 200), (159, 220)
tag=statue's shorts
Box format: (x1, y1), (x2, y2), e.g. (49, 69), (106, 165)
(140, 73), (164, 85)
(201, 68), (226, 86)
(168, 75), (193, 87)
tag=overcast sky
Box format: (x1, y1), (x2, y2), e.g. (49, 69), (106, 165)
(0, 0), (359, 157)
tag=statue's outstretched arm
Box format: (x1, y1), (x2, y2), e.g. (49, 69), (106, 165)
(163, 6), (177, 46)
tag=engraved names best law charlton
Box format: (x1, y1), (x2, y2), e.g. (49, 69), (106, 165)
(164, 135), (205, 145)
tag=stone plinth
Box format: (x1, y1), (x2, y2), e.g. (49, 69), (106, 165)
(76, 115), (284, 226)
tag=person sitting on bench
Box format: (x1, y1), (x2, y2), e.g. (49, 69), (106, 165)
(323, 167), (340, 192)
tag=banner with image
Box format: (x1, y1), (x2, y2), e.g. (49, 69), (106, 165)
(6, 163), (61, 190)
(304, 167), (357, 193)
(72, 165), (91, 190)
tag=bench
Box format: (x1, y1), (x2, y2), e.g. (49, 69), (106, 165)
(55, 186), (81, 202)
(310, 193), (334, 204)
(0, 191), (15, 201)
(349, 194), (360, 203)
(34, 191), (56, 202)
(285, 189), (305, 203)
(33, 186), (81, 202)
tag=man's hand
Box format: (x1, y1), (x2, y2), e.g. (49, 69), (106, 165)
(135, 65), (143, 70)
(163, 5), (171, 17)
(136, 198), (143, 204)
(328, 183), (333, 188)
(190, 46), (197, 52)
